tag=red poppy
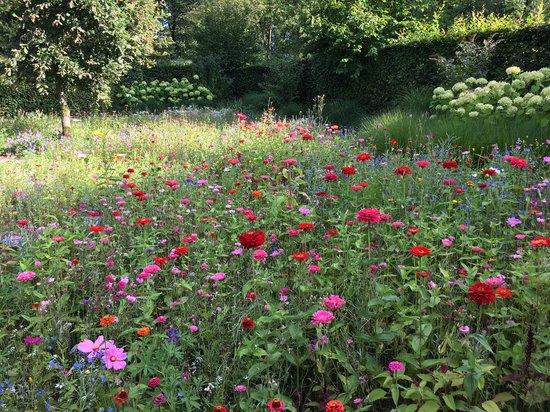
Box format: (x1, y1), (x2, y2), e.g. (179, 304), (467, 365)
(239, 230), (265, 249)
(292, 252), (309, 262)
(410, 246), (431, 257)
(242, 317), (255, 329)
(394, 166), (412, 176)
(442, 160), (458, 169)
(326, 400), (345, 412)
(114, 390), (129, 405)
(356, 153), (371, 162)
(468, 282), (496, 305)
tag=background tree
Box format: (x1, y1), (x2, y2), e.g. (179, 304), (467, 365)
(2, 0), (161, 137)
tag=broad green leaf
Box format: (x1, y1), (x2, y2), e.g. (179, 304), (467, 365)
(419, 401), (440, 412)
(482, 400), (501, 412)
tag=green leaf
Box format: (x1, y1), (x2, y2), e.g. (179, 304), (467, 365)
(471, 333), (494, 354)
(391, 385), (400, 406)
(492, 392), (515, 403)
(419, 401), (440, 412)
(482, 400), (501, 412)
(463, 373), (478, 400)
(442, 394), (456, 411)
(247, 362), (271, 379)
(367, 388), (386, 402)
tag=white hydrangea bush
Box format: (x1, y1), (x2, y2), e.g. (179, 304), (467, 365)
(432, 66), (550, 121)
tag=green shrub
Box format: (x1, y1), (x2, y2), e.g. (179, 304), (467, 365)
(239, 92), (272, 113)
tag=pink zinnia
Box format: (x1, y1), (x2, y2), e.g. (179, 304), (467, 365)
(143, 264), (161, 274)
(388, 361), (404, 372)
(323, 295), (346, 311)
(253, 250), (267, 262)
(103, 346), (127, 370)
(17, 271), (36, 282)
(311, 310), (335, 325)
(77, 335), (114, 359)
(356, 208), (381, 223)
(210, 272), (226, 281)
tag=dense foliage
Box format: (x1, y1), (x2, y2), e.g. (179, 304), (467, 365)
(0, 111), (549, 411)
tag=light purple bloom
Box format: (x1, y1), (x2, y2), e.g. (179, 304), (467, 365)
(506, 216), (522, 227)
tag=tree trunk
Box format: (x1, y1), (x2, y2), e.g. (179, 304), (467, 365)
(59, 87), (72, 138)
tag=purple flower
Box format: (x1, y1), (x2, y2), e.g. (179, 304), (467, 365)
(234, 385), (247, 392)
(506, 216), (522, 227)
(24, 336), (43, 345)
(459, 325), (470, 334)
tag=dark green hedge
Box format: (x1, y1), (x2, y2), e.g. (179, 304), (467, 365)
(1, 25), (549, 116)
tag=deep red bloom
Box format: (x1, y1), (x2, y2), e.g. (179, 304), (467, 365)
(242, 317), (254, 329)
(324, 172), (338, 181)
(17, 220), (29, 227)
(114, 390), (129, 405)
(148, 377), (161, 387)
(341, 166), (356, 175)
(410, 246), (431, 257)
(239, 230), (265, 249)
(298, 223), (315, 230)
(292, 252), (309, 262)
(136, 218), (151, 226)
(394, 166), (412, 176)
(416, 160), (430, 168)
(468, 282), (496, 305)
(302, 133), (313, 141)
(132, 190), (145, 197)
(87, 211), (100, 217)
(443, 160), (458, 169)
(213, 406), (228, 412)
(482, 169), (497, 176)
(509, 157), (528, 168)
(90, 225), (104, 233)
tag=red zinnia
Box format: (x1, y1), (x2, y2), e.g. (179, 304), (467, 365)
(324, 172), (338, 181)
(416, 160), (430, 168)
(468, 282), (496, 305)
(531, 236), (550, 247)
(326, 399), (345, 412)
(482, 169), (497, 176)
(292, 252), (309, 262)
(114, 390), (129, 405)
(239, 230), (265, 249)
(443, 160), (458, 169)
(341, 166), (356, 175)
(154, 256), (167, 267)
(356, 153), (371, 162)
(496, 288), (512, 299)
(410, 246), (431, 257)
(298, 223), (315, 230)
(509, 157), (528, 168)
(213, 406), (228, 412)
(242, 317), (255, 329)
(136, 218), (151, 226)
(90, 225), (104, 233)
(175, 246), (188, 256)
(394, 166), (411, 176)
(356, 208), (381, 223)
(302, 133), (313, 141)
(268, 398), (285, 411)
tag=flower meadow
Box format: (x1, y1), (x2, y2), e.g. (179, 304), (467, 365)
(0, 110), (549, 411)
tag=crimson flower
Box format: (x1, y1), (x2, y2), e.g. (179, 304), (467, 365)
(242, 317), (255, 329)
(239, 230), (265, 249)
(442, 160), (458, 169)
(114, 390), (129, 405)
(410, 246), (431, 257)
(468, 282), (496, 305)
(356, 153), (371, 161)
(341, 166), (356, 175)
(394, 166), (411, 176)
(292, 252), (309, 262)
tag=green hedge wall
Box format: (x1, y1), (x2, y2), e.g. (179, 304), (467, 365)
(1, 25), (549, 116)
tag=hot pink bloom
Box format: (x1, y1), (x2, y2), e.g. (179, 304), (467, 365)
(388, 361), (404, 372)
(356, 208), (381, 223)
(253, 250), (267, 263)
(143, 265), (161, 274)
(323, 295), (346, 311)
(485, 276), (505, 287)
(311, 310), (335, 325)
(77, 335), (114, 359)
(441, 238), (453, 247)
(103, 346), (127, 370)
(210, 272), (226, 281)
(17, 271), (36, 282)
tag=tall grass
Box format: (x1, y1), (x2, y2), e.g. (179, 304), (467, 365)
(361, 110), (550, 152)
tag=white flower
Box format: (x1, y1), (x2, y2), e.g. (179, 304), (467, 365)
(506, 66), (522, 76)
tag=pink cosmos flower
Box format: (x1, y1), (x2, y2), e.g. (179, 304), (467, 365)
(322, 295), (346, 311)
(77, 335), (114, 359)
(311, 310), (335, 325)
(103, 346), (127, 370)
(17, 271), (36, 282)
